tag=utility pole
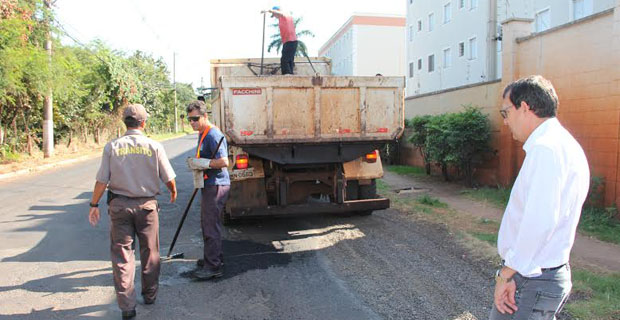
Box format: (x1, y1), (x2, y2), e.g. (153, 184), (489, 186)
(173, 52), (178, 133)
(43, 0), (54, 157)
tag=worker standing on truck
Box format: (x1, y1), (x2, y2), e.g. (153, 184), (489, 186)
(186, 100), (231, 280)
(267, 6), (297, 75)
(88, 104), (177, 319)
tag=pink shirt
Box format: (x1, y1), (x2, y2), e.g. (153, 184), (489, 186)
(278, 13), (297, 43)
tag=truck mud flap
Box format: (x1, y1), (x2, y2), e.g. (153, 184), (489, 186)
(229, 198), (389, 218)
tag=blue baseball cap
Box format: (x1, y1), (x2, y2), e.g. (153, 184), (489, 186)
(272, 6), (280, 10)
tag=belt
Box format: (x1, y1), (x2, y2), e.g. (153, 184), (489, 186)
(501, 260), (567, 273)
(541, 264), (566, 272)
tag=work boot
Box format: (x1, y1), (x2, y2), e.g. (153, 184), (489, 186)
(121, 309), (136, 319)
(193, 265), (223, 281)
(197, 258), (224, 268)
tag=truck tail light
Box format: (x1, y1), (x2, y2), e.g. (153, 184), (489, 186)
(236, 154), (249, 169)
(365, 150), (378, 163)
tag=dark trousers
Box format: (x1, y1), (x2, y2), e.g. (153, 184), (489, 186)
(108, 197), (160, 311)
(200, 185), (230, 270)
(281, 40), (298, 75)
(489, 264), (572, 320)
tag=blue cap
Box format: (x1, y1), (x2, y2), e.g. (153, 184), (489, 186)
(272, 6), (280, 10)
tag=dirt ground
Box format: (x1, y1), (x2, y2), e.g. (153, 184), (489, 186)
(381, 170), (620, 274)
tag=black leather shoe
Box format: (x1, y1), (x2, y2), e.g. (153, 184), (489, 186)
(193, 266), (223, 280)
(121, 309), (136, 319)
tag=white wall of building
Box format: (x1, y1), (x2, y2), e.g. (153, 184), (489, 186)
(356, 25), (406, 76)
(406, 0), (494, 96)
(319, 15), (405, 76)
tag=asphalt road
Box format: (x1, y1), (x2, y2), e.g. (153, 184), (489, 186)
(0, 134), (494, 319)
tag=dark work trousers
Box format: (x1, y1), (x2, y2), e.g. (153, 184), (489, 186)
(200, 185), (230, 271)
(489, 264), (572, 320)
(108, 197), (160, 312)
(281, 40), (298, 75)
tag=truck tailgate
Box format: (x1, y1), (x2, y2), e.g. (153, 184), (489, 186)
(216, 75), (405, 146)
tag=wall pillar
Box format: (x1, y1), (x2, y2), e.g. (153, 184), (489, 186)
(612, 1), (620, 207)
(497, 18), (533, 185)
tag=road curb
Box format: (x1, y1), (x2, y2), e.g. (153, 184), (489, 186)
(0, 153), (101, 182)
(0, 133), (190, 182)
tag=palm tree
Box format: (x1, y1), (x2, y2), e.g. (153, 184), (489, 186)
(267, 16), (315, 57)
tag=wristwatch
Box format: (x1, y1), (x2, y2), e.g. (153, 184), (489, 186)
(89, 202), (99, 208)
(495, 269), (513, 284)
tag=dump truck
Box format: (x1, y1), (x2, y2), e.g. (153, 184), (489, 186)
(206, 57), (405, 223)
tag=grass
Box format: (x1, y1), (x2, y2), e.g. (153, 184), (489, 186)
(565, 270), (620, 320)
(470, 232), (498, 245)
(460, 186), (511, 209)
(376, 179), (389, 195)
(147, 130), (191, 141)
(386, 165), (427, 177)
(578, 206), (620, 245)
(417, 194), (448, 208)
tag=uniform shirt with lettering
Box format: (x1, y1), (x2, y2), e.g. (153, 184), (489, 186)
(277, 13), (297, 43)
(96, 129), (176, 198)
(197, 127), (230, 186)
(497, 118), (590, 277)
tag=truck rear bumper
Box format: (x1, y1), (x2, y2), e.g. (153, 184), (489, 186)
(229, 198), (389, 218)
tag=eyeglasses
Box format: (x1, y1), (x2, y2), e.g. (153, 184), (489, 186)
(499, 105), (512, 119)
(188, 116), (201, 122)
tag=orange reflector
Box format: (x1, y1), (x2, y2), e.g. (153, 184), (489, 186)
(377, 127), (388, 133)
(365, 150), (378, 163)
(236, 154), (249, 169)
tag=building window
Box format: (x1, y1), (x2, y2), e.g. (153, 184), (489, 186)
(468, 37), (477, 60)
(535, 8), (550, 32)
(409, 25), (414, 42)
(428, 54), (435, 72)
(458, 0), (465, 9)
(428, 13), (435, 31)
(417, 20), (422, 32)
(417, 58), (422, 70)
(458, 41), (465, 57)
(573, 0), (592, 20)
(443, 3), (452, 24)
(443, 48), (451, 68)
(470, 0), (478, 10)
(409, 62), (414, 78)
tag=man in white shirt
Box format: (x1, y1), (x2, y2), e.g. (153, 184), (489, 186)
(490, 75), (590, 320)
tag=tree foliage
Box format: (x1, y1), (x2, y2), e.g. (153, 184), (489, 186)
(407, 106), (491, 186)
(0, 0), (196, 159)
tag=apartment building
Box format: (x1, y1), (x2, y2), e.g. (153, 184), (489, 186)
(319, 14), (406, 76)
(406, 0), (615, 97)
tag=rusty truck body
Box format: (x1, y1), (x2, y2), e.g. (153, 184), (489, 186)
(207, 57), (405, 223)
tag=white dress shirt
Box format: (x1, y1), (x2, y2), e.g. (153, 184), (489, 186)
(498, 117), (590, 277)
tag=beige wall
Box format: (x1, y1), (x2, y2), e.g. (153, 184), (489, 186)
(500, 6), (620, 207)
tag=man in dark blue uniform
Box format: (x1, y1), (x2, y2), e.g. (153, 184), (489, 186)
(186, 100), (230, 280)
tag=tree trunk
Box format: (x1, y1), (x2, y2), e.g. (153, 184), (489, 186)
(441, 163), (450, 181)
(22, 110), (32, 155)
(67, 130), (73, 147)
(95, 128), (100, 144)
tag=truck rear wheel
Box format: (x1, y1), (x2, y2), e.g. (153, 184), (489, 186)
(357, 180), (377, 216)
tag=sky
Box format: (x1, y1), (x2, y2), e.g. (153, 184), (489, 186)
(54, 0), (405, 89)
